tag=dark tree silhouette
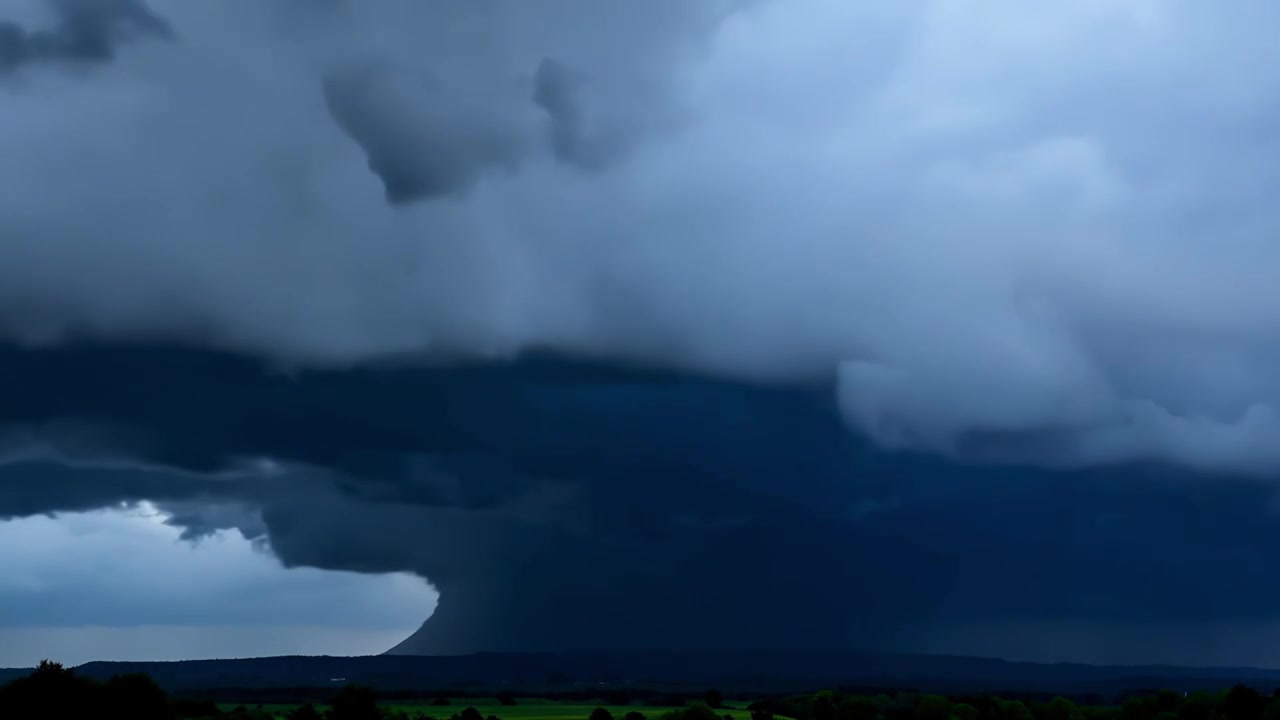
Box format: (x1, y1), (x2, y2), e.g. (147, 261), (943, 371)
(329, 684), (382, 720)
(1225, 686), (1266, 720)
(1000, 700), (1033, 720)
(498, 691), (518, 706)
(839, 695), (879, 720)
(1178, 695), (1214, 720)
(916, 695), (952, 720)
(461, 706), (485, 720)
(103, 672), (171, 720)
(684, 702), (722, 720)
(706, 689), (725, 709)
(627, 712), (649, 720)
(287, 703), (324, 720)
(813, 693), (838, 720)
(0, 660), (102, 719)
(1043, 697), (1081, 720)
(1264, 699), (1280, 720)
(592, 707), (617, 720)
(1155, 692), (1181, 714)
(434, 698), (454, 706)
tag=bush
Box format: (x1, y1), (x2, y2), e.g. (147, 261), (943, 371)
(685, 702), (722, 720)
(286, 703), (324, 720)
(917, 696), (953, 720)
(328, 685), (381, 720)
(592, 708), (617, 720)
(841, 696), (880, 720)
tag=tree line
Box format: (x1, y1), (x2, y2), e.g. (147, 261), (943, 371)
(745, 686), (1280, 720)
(6, 660), (1280, 720)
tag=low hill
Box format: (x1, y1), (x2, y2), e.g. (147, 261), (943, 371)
(3, 651), (1275, 697)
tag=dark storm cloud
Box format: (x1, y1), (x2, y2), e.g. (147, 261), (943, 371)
(0, 0), (171, 72)
(4, 2), (1280, 473)
(0, 344), (941, 652)
(7, 0), (1280, 665)
(5, 343), (1280, 661)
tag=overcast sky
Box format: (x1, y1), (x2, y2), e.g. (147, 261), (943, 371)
(4, 0), (1280, 668)
(0, 502), (434, 667)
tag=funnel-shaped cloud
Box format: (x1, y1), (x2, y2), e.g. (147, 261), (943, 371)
(323, 64), (530, 204)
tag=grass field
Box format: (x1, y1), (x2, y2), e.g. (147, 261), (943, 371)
(218, 698), (760, 720)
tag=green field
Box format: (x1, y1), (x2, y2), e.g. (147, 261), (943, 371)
(218, 699), (759, 720)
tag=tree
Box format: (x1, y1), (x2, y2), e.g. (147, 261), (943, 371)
(684, 702), (722, 720)
(999, 700), (1033, 720)
(707, 690), (725, 710)
(954, 704), (979, 720)
(1043, 698), (1081, 720)
(917, 695), (952, 720)
(1264, 699), (1280, 720)
(1178, 696), (1213, 720)
(0, 659), (102, 719)
(752, 710), (775, 720)
(498, 691), (518, 707)
(813, 693), (838, 720)
(1122, 697), (1158, 720)
(287, 704), (324, 720)
(592, 708), (617, 720)
(840, 695), (880, 720)
(103, 673), (171, 720)
(461, 707), (485, 720)
(329, 685), (381, 720)
(626, 712), (648, 720)
(1225, 686), (1266, 720)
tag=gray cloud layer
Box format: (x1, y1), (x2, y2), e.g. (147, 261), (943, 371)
(0, 0), (171, 72)
(4, 345), (1280, 663)
(6, 0), (1280, 663)
(2, 1), (1276, 474)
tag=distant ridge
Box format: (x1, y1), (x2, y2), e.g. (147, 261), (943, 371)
(4, 651), (1279, 696)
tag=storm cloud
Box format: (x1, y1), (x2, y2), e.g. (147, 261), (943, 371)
(4, 345), (1280, 661)
(5, 0), (1280, 663)
(322, 63), (530, 204)
(1, 1), (1279, 472)
(0, 0), (171, 72)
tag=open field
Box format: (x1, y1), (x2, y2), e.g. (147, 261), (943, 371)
(217, 699), (760, 720)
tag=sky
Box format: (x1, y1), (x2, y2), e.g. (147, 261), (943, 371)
(3, 0), (1280, 668)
